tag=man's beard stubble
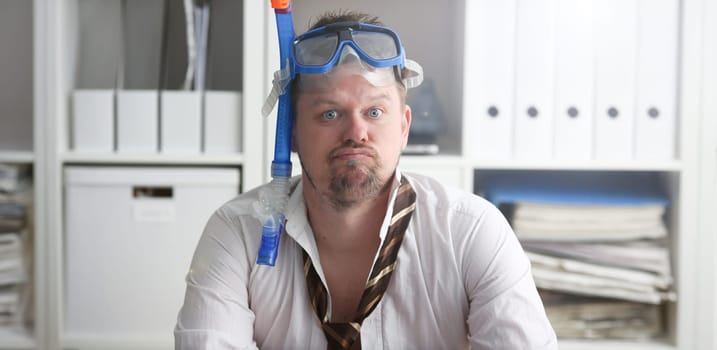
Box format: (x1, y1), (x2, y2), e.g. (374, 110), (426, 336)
(301, 140), (392, 210)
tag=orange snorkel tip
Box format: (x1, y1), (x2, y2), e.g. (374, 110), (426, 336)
(271, 0), (290, 10)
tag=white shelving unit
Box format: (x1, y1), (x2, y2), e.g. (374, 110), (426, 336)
(1, 0), (711, 349)
(31, 0), (269, 349)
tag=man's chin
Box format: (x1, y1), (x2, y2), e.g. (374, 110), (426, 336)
(329, 168), (383, 206)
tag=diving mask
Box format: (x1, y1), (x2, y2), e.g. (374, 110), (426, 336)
(262, 21), (423, 116)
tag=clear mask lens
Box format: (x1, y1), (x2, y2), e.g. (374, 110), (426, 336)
(351, 31), (399, 60)
(295, 33), (338, 66)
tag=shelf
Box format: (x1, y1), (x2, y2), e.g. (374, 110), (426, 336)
(471, 160), (683, 172)
(400, 154), (467, 166)
(399, 155), (683, 172)
(559, 339), (675, 350)
(0, 328), (35, 349)
(0, 151), (34, 163)
(63, 335), (171, 350)
(61, 153), (244, 166)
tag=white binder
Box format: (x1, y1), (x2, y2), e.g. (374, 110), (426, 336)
(160, 91), (202, 154)
(634, 0), (678, 161)
(117, 90), (159, 153)
(593, 0), (638, 161)
(553, 0), (594, 161)
(204, 91), (242, 154)
(72, 90), (115, 153)
(463, 0), (516, 161)
(513, 0), (556, 160)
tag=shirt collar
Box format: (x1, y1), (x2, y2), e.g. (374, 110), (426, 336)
(283, 169), (404, 271)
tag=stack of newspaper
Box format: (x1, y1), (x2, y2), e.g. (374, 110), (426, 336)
(0, 164), (31, 330)
(481, 172), (674, 340)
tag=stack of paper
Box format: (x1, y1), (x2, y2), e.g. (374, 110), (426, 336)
(512, 202), (667, 241)
(0, 164), (30, 194)
(0, 164), (30, 330)
(481, 172), (673, 340)
(539, 290), (664, 340)
(527, 248), (674, 305)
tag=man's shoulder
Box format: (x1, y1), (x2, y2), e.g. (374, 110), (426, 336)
(214, 182), (267, 219)
(216, 175), (303, 221)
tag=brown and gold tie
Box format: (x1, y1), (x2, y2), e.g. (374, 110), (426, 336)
(303, 177), (417, 349)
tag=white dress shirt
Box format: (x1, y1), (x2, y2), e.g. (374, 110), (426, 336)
(175, 171), (557, 349)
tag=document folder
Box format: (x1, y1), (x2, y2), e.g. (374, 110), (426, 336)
(513, 0), (556, 160)
(634, 0), (679, 161)
(593, 0), (638, 161)
(463, 0), (517, 161)
(553, 0), (594, 161)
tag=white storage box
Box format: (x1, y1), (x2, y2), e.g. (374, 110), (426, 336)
(72, 89), (114, 153)
(160, 91), (201, 154)
(117, 90), (159, 153)
(204, 90), (242, 154)
(63, 166), (240, 346)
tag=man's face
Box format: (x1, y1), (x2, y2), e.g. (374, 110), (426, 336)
(293, 70), (411, 209)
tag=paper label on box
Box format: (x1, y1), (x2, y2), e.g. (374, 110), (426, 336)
(132, 200), (176, 222)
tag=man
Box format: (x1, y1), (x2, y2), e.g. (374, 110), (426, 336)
(175, 10), (557, 350)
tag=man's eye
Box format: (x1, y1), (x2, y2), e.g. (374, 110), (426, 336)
(368, 108), (383, 118)
(322, 110), (338, 120)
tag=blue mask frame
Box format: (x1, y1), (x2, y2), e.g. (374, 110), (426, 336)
(292, 22), (407, 76)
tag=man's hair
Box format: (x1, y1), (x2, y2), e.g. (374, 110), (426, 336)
(291, 10), (408, 108)
(307, 10), (384, 30)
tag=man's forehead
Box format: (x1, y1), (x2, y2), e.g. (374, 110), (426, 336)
(300, 88), (394, 105)
(298, 77), (399, 103)
(297, 59), (398, 89)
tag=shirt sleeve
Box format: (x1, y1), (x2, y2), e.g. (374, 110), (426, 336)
(174, 211), (259, 350)
(460, 203), (558, 350)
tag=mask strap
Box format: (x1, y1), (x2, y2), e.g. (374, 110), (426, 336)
(262, 59), (293, 117)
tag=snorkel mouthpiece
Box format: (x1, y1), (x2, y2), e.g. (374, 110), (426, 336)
(254, 1), (295, 266)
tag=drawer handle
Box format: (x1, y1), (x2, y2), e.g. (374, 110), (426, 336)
(132, 186), (173, 198)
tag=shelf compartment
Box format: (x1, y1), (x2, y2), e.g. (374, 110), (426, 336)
(0, 152), (34, 164)
(472, 160), (682, 172)
(559, 339), (674, 350)
(0, 328), (35, 350)
(61, 152), (244, 166)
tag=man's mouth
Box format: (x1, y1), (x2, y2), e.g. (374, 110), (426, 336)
(333, 150), (371, 162)
(331, 147), (375, 162)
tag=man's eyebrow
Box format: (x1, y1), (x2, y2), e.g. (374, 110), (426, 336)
(366, 91), (392, 101)
(308, 97), (339, 107)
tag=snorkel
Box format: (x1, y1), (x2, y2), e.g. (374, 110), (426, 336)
(253, 0), (294, 266)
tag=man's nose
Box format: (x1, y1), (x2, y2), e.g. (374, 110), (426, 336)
(342, 112), (369, 143)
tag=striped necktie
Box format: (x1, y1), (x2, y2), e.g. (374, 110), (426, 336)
(303, 177), (417, 349)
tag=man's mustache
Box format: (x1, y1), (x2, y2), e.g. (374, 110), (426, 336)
(328, 140), (378, 160)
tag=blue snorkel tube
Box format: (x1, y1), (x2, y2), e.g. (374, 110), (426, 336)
(253, 0), (295, 266)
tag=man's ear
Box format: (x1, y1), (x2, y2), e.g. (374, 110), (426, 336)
(401, 104), (412, 150)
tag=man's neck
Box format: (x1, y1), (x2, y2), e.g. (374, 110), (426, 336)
(303, 178), (396, 251)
